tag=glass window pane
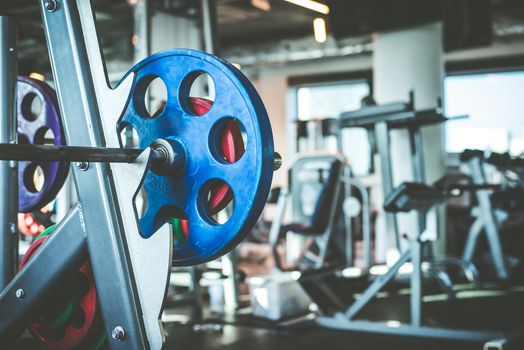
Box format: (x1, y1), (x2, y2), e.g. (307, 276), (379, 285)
(444, 71), (524, 155)
(297, 81), (370, 120)
(295, 80), (372, 175)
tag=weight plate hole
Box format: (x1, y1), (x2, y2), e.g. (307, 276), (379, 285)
(180, 72), (215, 116)
(47, 325), (67, 340)
(157, 206), (189, 249)
(37, 295), (69, 322)
(18, 134), (30, 144)
(136, 184), (148, 220)
(199, 179), (234, 225)
(23, 163), (45, 193)
(170, 217), (189, 249)
(70, 305), (85, 329)
(209, 118), (246, 164)
(34, 127), (55, 146)
(134, 75), (167, 119)
(118, 123), (140, 149)
(21, 92), (43, 122)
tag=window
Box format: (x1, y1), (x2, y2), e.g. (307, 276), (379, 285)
(294, 80), (371, 175)
(297, 81), (370, 120)
(444, 71), (524, 155)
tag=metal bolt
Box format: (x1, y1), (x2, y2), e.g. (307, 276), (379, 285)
(9, 223), (16, 234)
(15, 289), (25, 299)
(273, 152), (282, 171)
(111, 326), (125, 341)
(44, 0), (57, 12)
(76, 162), (89, 171)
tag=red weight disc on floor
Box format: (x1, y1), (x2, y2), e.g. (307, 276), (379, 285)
(19, 236), (98, 350)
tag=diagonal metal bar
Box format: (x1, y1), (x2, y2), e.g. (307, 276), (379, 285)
(0, 205), (86, 345)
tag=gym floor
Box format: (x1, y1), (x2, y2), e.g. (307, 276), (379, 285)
(145, 286), (524, 350)
(12, 323), (482, 350)
(12, 284), (524, 350)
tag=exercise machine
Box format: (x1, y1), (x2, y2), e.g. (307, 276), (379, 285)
(339, 93), (466, 257)
(460, 149), (524, 280)
(316, 182), (524, 347)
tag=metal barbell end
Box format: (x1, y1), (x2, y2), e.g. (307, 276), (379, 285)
(274, 152), (282, 171)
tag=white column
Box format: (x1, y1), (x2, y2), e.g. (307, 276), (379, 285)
(373, 23), (446, 259)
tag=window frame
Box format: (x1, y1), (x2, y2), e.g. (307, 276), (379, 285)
(446, 54), (524, 77)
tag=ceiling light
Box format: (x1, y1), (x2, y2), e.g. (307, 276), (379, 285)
(284, 0), (330, 15)
(29, 72), (45, 81)
(313, 17), (327, 43)
(252, 0), (271, 11)
(131, 34), (139, 46)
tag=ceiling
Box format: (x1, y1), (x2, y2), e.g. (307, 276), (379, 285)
(2, 0), (524, 76)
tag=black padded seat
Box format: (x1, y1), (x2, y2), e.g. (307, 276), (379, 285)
(279, 160), (343, 237)
(459, 149), (484, 162)
(384, 182), (444, 213)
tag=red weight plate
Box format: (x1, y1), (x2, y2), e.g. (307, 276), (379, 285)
(19, 237), (98, 350)
(209, 119), (244, 214)
(189, 97), (213, 117)
(19, 236), (47, 269)
(221, 119), (245, 163)
(179, 98), (245, 236)
(181, 219), (190, 237)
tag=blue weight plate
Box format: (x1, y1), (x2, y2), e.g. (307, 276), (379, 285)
(118, 49), (274, 266)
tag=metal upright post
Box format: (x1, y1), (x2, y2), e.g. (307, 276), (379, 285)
(374, 122), (400, 252)
(189, 267), (203, 322)
(410, 235), (422, 327)
(133, 0), (150, 64)
(467, 157), (508, 280)
(410, 127), (425, 182)
(407, 123), (426, 327)
(130, 0), (150, 148)
(343, 166), (354, 266)
(222, 249), (240, 312)
(352, 180), (371, 269)
(201, 0), (217, 55)
(40, 1), (148, 348)
(201, 0), (217, 99)
(409, 126), (427, 233)
(0, 16), (18, 289)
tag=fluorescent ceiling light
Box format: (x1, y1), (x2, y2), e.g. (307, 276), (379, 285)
(252, 0), (271, 11)
(285, 0), (330, 15)
(29, 72), (45, 81)
(313, 17), (327, 43)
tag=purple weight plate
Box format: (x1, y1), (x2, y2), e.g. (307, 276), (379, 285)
(17, 77), (69, 213)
